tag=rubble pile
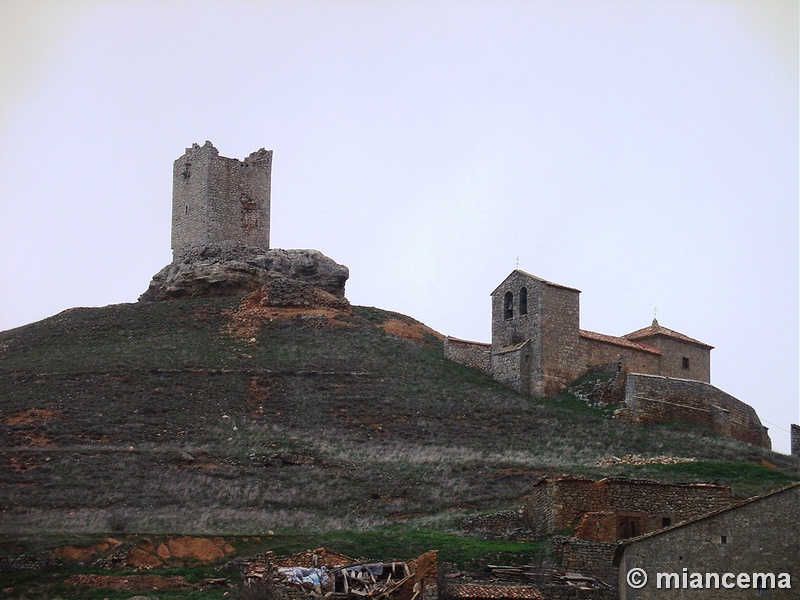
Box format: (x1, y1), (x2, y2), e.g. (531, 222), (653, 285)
(240, 548), (435, 600)
(596, 454), (697, 466)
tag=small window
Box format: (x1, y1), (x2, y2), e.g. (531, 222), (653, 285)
(503, 291), (514, 320)
(185, 205), (189, 215)
(721, 535), (727, 544)
(661, 517), (671, 528)
(519, 287), (528, 315)
(682, 357), (690, 369)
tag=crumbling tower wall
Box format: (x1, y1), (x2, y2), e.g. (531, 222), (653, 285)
(171, 141), (272, 259)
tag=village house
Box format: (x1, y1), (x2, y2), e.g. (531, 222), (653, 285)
(524, 475), (736, 542)
(613, 481), (799, 599)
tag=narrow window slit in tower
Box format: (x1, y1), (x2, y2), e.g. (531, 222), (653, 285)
(504, 291), (514, 320)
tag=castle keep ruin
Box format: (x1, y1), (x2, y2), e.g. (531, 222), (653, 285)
(141, 142), (349, 303)
(446, 269), (770, 448)
(172, 141), (272, 259)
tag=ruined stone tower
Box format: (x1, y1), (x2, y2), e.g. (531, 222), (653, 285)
(171, 141), (272, 259)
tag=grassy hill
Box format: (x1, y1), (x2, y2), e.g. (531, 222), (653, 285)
(1, 292), (797, 536)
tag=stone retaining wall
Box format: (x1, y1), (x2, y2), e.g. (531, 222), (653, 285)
(621, 373), (770, 448)
(460, 510), (532, 540)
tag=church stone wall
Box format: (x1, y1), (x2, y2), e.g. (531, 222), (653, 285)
(491, 273), (544, 394)
(580, 337), (660, 376)
(443, 338), (491, 374)
(650, 336), (710, 382)
(540, 285), (582, 396)
(490, 272), (583, 397)
(491, 341), (530, 395)
(491, 273), (543, 348)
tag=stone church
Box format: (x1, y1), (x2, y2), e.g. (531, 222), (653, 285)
(446, 269), (712, 397)
(445, 270), (770, 448)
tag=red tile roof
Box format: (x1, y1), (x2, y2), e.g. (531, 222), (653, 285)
(580, 330), (661, 355)
(272, 547), (354, 568)
(624, 319), (713, 349)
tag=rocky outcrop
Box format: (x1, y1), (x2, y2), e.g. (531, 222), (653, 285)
(139, 242), (349, 303)
(260, 276), (350, 311)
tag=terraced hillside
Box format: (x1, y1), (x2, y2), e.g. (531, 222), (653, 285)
(1, 292), (797, 535)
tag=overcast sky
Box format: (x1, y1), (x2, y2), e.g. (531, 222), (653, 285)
(1, 1), (797, 453)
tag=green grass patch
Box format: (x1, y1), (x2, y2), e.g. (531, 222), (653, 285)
(0, 563), (234, 600)
(614, 460), (799, 497)
(231, 526), (547, 570)
(534, 393), (608, 418)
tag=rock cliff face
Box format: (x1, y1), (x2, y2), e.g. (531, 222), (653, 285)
(139, 242), (349, 303)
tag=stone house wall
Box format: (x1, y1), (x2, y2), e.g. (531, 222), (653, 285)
(524, 477), (733, 541)
(460, 510), (532, 540)
(622, 374), (770, 448)
(552, 536), (619, 589)
(791, 424), (799, 456)
(172, 141), (272, 259)
(616, 482), (799, 599)
(523, 476), (560, 538)
(575, 512), (619, 542)
(443, 338), (491, 375)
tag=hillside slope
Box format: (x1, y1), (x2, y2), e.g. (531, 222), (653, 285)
(1, 292), (797, 534)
